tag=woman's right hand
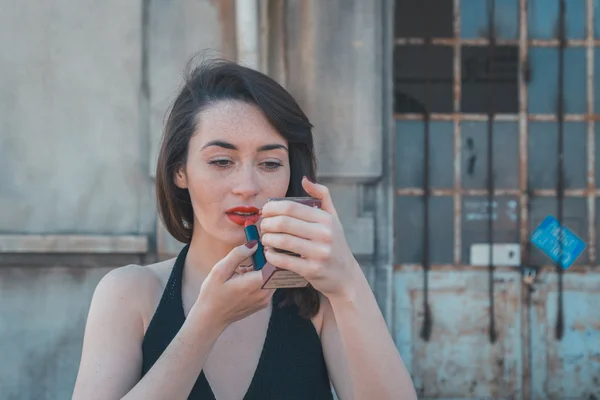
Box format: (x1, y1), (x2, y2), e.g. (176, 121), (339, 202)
(193, 240), (275, 329)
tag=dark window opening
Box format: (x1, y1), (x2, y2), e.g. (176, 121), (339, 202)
(394, 46), (454, 113)
(394, 1), (520, 114)
(461, 46), (519, 113)
(395, 0), (453, 38)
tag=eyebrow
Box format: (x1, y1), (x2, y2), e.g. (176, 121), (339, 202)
(201, 140), (288, 152)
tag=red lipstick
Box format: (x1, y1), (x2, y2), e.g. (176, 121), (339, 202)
(225, 206), (260, 226)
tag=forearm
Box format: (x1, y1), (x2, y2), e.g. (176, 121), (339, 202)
(329, 269), (417, 400)
(121, 305), (224, 400)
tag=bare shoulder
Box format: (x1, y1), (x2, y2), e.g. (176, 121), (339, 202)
(98, 259), (173, 294)
(91, 259), (175, 330)
(73, 260), (174, 399)
(95, 264), (158, 301)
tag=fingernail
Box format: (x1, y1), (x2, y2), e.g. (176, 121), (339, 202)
(245, 240), (258, 248)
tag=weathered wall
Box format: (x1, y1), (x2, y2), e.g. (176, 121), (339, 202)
(0, 0), (154, 235)
(0, 1), (225, 398)
(394, 270), (523, 399)
(284, 0), (383, 180)
(0, 267), (112, 399)
(279, 0), (386, 297)
(391, 0), (600, 398)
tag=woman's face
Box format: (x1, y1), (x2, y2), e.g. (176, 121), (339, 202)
(175, 100), (291, 246)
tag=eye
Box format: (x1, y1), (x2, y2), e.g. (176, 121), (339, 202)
(261, 161), (283, 170)
(208, 159), (233, 168)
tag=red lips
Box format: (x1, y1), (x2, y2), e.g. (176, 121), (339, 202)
(225, 206), (260, 226)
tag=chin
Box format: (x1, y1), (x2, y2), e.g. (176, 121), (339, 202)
(200, 218), (247, 247)
(218, 229), (248, 247)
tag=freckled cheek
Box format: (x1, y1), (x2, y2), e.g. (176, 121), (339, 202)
(260, 173), (290, 198)
(187, 172), (230, 206)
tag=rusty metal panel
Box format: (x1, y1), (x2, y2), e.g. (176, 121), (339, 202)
(517, 0), (532, 396)
(529, 272), (600, 399)
(393, 0), (599, 398)
(393, 270), (523, 399)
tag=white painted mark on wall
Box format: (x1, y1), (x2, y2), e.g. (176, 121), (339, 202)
(470, 243), (521, 266)
(464, 199), (498, 221)
(464, 199), (518, 222)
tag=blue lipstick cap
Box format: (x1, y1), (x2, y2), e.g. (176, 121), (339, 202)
(244, 223), (267, 270)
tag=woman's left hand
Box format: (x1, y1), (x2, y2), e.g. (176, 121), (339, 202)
(259, 177), (361, 298)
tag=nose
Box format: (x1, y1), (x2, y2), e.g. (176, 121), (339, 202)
(231, 165), (260, 199)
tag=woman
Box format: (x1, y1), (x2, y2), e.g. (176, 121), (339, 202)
(72, 59), (417, 400)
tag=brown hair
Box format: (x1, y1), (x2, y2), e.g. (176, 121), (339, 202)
(155, 58), (320, 318)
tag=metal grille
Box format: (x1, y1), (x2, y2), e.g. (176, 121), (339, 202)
(394, 0), (598, 269)
(393, 0), (598, 342)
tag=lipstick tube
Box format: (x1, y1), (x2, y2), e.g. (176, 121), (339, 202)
(244, 222), (267, 270)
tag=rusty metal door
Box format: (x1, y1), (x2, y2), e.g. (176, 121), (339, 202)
(392, 1), (600, 399)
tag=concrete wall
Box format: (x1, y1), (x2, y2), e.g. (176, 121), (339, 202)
(279, 0), (390, 318)
(0, 1), (226, 398)
(0, 0), (154, 235)
(0, 267), (111, 400)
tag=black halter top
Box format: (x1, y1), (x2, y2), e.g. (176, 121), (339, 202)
(140, 244), (334, 399)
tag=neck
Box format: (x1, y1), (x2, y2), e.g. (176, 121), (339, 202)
(185, 226), (237, 279)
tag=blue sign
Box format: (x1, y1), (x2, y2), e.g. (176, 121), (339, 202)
(530, 215), (586, 269)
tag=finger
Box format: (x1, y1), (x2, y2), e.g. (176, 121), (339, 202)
(301, 176), (337, 216)
(212, 241), (258, 282)
(262, 233), (330, 260)
(261, 233), (310, 256)
(264, 249), (309, 277)
(260, 215), (329, 242)
(255, 216), (264, 234)
(234, 264), (254, 275)
(240, 264), (255, 274)
(261, 198), (330, 224)
(227, 269), (272, 295)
